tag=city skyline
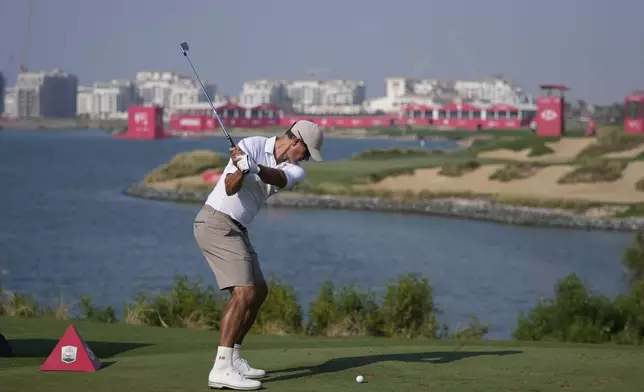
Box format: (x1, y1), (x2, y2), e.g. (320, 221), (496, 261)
(1, 0), (643, 105)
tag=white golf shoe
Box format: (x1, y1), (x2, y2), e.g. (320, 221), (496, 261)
(207, 366), (262, 390)
(234, 357), (267, 379)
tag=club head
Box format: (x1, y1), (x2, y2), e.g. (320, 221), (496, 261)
(180, 41), (189, 54)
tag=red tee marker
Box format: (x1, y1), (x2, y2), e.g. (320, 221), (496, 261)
(40, 324), (102, 372)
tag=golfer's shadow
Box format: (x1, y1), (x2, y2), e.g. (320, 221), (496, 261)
(265, 349), (522, 383)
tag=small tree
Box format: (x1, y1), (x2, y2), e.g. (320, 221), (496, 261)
(622, 231), (644, 287)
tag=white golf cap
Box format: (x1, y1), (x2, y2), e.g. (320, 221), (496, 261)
(291, 120), (324, 161)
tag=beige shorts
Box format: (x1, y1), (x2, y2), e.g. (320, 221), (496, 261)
(193, 204), (265, 291)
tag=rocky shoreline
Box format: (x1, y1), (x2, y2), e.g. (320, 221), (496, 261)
(124, 183), (644, 232)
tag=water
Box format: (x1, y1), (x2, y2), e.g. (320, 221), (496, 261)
(0, 129), (634, 339)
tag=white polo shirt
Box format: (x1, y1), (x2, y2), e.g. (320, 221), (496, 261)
(205, 136), (305, 227)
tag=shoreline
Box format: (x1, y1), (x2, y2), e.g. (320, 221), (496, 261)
(123, 183), (644, 232)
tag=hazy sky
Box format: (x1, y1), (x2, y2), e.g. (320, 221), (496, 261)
(1, 0), (642, 104)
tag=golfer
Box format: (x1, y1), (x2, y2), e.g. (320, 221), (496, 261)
(193, 120), (324, 390)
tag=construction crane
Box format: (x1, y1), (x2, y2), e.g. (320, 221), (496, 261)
(20, 0), (34, 73)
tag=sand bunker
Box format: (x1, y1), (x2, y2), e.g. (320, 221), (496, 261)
(477, 138), (597, 162)
(603, 144), (644, 159)
(151, 175), (207, 189)
(370, 162), (644, 203)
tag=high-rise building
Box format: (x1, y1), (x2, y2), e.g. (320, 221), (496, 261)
(15, 68), (78, 118)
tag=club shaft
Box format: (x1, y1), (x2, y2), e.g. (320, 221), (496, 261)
(182, 52), (235, 147)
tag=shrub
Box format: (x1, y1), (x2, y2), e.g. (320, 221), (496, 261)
(515, 232), (644, 345)
(513, 274), (624, 343)
(252, 275), (303, 335)
(558, 159), (628, 184)
(622, 231), (644, 286)
(489, 162), (544, 182)
(0, 289), (39, 317)
(577, 130), (644, 157)
(380, 273), (441, 339)
(450, 315), (490, 340)
(358, 167), (416, 183)
(143, 150), (228, 183)
(438, 160), (480, 177)
(124, 275), (225, 330)
(307, 281), (382, 337)
(79, 296), (117, 323)
(637, 178), (644, 192)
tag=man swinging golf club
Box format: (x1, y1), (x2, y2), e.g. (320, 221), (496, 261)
(193, 120), (324, 390)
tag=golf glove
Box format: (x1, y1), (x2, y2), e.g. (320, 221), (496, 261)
(234, 154), (260, 174)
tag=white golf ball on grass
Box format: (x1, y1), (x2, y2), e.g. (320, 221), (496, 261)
(356, 375), (364, 383)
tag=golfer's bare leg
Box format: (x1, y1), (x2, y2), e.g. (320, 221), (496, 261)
(235, 281), (268, 345)
(219, 287), (256, 347)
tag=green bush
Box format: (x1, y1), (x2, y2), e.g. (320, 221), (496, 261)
(558, 159), (628, 184)
(450, 315), (490, 340)
(515, 231), (644, 345)
(513, 274), (624, 343)
(622, 231), (644, 286)
(438, 160), (480, 177)
(252, 275), (303, 335)
(380, 273), (441, 339)
(489, 162), (544, 182)
(79, 296), (117, 323)
(124, 275), (225, 330)
(2, 273), (482, 340)
(143, 150), (228, 183)
(307, 281), (382, 337)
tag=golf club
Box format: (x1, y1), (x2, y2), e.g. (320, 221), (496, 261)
(179, 41), (236, 148)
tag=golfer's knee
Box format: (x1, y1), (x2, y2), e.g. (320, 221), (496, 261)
(233, 286), (256, 308)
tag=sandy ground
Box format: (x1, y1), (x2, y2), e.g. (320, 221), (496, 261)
(477, 138), (596, 162)
(369, 161), (644, 203)
(151, 175), (208, 189)
(603, 144), (644, 159)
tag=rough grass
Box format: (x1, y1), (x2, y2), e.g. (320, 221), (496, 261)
(558, 159), (629, 184)
(2, 317), (644, 392)
(577, 128), (644, 158)
(489, 162), (546, 182)
(438, 160), (481, 177)
(469, 135), (558, 157)
(349, 147), (436, 160)
(637, 178), (644, 192)
(143, 150), (227, 183)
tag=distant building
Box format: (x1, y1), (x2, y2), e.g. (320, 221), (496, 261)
(76, 86), (94, 117)
(135, 71), (214, 111)
(4, 87), (17, 117)
(240, 79), (289, 108)
(364, 76), (534, 113)
(0, 72), (5, 115)
(15, 68), (78, 118)
(91, 79), (140, 119)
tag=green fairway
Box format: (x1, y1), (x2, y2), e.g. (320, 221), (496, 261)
(2, 317), (644, 391)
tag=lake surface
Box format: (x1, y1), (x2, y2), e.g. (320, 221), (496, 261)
(0, 129), (634, 339)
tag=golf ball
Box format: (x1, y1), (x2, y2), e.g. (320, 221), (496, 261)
(356, 375), (364, 383)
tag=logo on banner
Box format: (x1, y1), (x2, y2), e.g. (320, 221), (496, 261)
(61, 346), (78, 363)
(540, 109), (557, 121)
(134, 111), (149, 133)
